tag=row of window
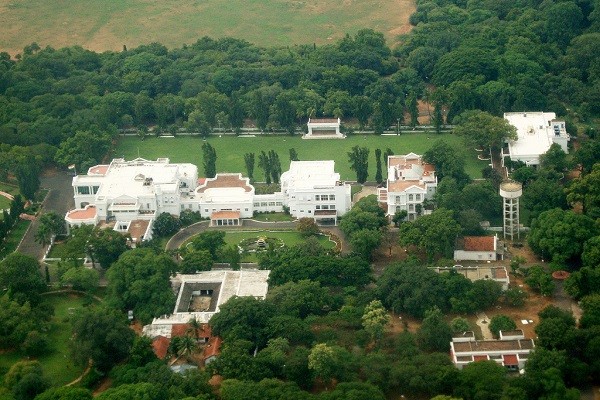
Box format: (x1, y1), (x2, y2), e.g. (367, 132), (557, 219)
(315, 194), (335, 201)
(253, 202), (283, 207)
(76, 186), (99, 195)
(315, 204), (336, 210)
(395, 193), (422, 202)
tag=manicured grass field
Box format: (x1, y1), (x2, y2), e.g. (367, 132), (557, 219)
(0, 219), (30, 260)
(0, 293), (91, 386)
(115, 134), (488, 181)
(0, 0), (414, 55)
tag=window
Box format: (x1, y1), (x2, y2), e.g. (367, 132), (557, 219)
(308, 210), (312, 213)
(396, 196), (401, 203)
(408, 194), (414, 201)
(77, 186), (90, 195)
(205, 209), (208, 213)
(330, 205), (335, 210)
(269, 202), (276, 206)
(415, 194), (421, 201)
(315, 195), (320, 201)
(261, 202), (268, 207)
(329, 195), (335, 200)
(92, 186), (99, 194)
(275, 202), (282, 206)
(254, 203), (260, 207)
(316, 205), (321, 210)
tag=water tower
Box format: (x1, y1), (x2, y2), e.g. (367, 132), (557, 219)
(500, 181), (523, 241)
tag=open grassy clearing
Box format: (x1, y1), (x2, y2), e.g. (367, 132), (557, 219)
(0, 0), (415, 55)
(115, 134), (488, 181)
(0, 293), (91, 386)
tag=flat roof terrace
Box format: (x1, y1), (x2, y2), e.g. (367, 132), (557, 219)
(453, 339), (534, 353)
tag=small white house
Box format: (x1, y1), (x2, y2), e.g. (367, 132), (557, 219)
(503, 112), (569, 166)
(454, 236), (503, 261)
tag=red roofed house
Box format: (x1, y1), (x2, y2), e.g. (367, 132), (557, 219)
(377, 153), (437, 221)
(454, 235), (504, 261)
(152, 336), (170, 359)
(203, 336), (223, 365)
(450, 330), (534, 372)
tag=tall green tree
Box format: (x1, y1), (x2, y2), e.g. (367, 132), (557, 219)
(258, 151), (271, 184)
(399, 208), (461, 261)
(453, 110), (517, 151)
(0, 252), (45, 306)
(106, 248), (176, 324)
(417, 306), (452, 352)
(201, 141), (217, 178)
(348, 146), (369, 183)
(528, 208), (598, 266)
(15, 157), (40, 201)
(374, 148), (383, 184)
(70, 306), (135, 372)
(566, 163), (600, 219)
(243, 152), (255, 180)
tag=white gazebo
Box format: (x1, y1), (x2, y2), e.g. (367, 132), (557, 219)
(304, 118), (345, 139)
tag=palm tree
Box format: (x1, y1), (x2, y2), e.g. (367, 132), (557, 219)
(177, 335), (197, 358)
(187, 318), (202, 341)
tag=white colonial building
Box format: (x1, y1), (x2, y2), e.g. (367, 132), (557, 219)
(503, 112), (570, 166)
(65, 158), (351, 240)
(280, 160), (351, 225)
(377, 153), (437, 220)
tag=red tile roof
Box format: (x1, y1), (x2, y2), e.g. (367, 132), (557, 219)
(88, 165), (109, 175)
(66, 206), (97, 220)
(473, 355), (489, 362)
(309, 118), (339, 123)
(152, 336), (170, 359)
(196, 174), (252, 193)
(503, 354), (518, 365)
(211, 211), (241, 220)
(462, 236), (495, 252)
(203, 337), (222, 360)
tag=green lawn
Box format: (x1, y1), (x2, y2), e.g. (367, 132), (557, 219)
(0, 220), (31, 260)
(223, 230), (335, 249)
(251, 213), (295, 222)
(183, 229), (335, 262)
(0, 0), (413, 55)
(0, 293), (92, 387)
(115, 134), (488, 181)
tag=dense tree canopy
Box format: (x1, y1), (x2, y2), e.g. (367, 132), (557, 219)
(106, 248), (177, 324)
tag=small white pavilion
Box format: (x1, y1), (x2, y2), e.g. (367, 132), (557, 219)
(304, 118), (345, 139)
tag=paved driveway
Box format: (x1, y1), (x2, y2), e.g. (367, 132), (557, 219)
(17, 169), (74, 259)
